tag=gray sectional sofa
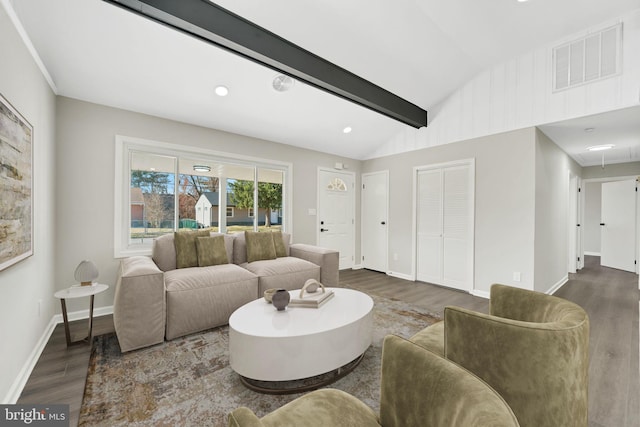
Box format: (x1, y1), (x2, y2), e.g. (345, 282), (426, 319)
(113, 231), (339, 352)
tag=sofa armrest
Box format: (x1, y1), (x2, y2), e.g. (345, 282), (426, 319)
(289, 244), (339, 286)
(113, 256), (165, 352)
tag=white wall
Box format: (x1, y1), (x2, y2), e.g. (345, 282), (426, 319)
(55, 97), (361, 313)
(584, 182), (602, 255)
(363, 127), (537, 294)
(371, 9), (640, 160)
(0, 4), (57, 403)
(533, 129), (582, 293)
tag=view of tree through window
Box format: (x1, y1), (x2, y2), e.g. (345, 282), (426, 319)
(125, 148), (287, 250)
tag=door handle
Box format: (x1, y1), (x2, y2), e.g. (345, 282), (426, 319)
(320, 228), (329, 232)
(600, 223), (605, 226)
(381, 221), (386, 225)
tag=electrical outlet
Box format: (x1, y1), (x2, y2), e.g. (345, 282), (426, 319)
(513, 272), (521, 282)
(393, 253), (399, 261)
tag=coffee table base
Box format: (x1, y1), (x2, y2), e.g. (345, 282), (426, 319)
(238, 352), (366, 395)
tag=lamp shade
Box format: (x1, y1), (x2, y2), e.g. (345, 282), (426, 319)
(74, 260), (98, 286)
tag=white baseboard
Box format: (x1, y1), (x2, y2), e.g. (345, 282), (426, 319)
(546, 275), (569, 295)
(584, 251), (601, 256)
(470, 289), (490, 299)
(351, 264), (363, 270)
(386, 271), (415, 281)
(4, 305), (114, 404)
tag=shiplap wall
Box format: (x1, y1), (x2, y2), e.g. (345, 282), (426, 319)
(370, 9), (640, 159)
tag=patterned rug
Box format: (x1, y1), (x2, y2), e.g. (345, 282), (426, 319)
(79, 293), (441, 427)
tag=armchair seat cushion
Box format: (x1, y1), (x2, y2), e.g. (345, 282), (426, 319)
(164, 264), (258, 340)
(230, 389), (380, 427)
(241, 257), (320, 296)
(408, 320), (444, 356)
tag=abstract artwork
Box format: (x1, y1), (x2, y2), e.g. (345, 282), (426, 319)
(0, 93), (33, 271)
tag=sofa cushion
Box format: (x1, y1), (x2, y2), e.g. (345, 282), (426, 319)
(242, 256), (320, 296)
(174, 230), (211, 268)
(152, 233), (177, 272)
(196, 235), (229, 267)
(164, 264), (259, 339)
(245, 231), (277, 262)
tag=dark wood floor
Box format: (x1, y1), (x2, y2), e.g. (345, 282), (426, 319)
(18, 256), (639, 427)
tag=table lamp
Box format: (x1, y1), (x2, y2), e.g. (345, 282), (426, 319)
(74, 260), (98, 286)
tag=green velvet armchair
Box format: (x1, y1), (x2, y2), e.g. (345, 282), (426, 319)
(229, 335), (520, 427)
(410, 284), (590, 427)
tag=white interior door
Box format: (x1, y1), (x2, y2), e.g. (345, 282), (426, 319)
(318, 169), (355, 269)
(361, 171), (388, 272)
(601, 179), (636, 272)
(416, 161), (473, 292)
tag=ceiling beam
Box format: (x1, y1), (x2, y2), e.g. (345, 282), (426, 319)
(102, 0), (428, 128)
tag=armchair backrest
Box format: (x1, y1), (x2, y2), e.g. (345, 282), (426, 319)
(444, 285), (589, 427)
(380, 335), (520, 427)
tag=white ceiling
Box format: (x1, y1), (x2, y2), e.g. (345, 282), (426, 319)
(539, 106), (640, 167)
(8, 0), (640, 161)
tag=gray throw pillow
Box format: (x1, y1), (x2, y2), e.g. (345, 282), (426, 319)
(271, 231), (287, 258)
(196, 235), (229, 267)
(245, 231), (277, 263)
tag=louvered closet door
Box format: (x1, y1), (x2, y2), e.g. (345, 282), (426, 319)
(442, 166), (472, 289)
(416, 163), (473, 292)
(416, 169), (443, 284)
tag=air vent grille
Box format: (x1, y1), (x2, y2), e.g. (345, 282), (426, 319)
(553, 23), (622, 92)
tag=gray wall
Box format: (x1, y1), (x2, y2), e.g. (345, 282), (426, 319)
(55, 97), (361, 313)
(363, 127), (537, 293)
(0, 6), (57, 402)
(533, 129), (582, 292)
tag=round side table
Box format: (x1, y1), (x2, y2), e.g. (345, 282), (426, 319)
(54, 283), (109, 346)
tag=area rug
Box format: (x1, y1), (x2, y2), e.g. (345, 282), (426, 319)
(79, 293), (441, 427)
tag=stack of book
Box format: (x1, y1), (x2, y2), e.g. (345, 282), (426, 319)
(289, 289), (335, 308)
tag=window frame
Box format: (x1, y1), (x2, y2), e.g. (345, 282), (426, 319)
(115, 135), (292, 258)
(226, 207), (235, 218)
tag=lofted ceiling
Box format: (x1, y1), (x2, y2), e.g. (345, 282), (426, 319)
(7, 0), (640, 160)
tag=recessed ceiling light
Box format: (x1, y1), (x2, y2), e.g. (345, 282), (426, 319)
(193, 165), (211, 172)
(517, 0), (528, 2)
(272, 74), (295, 92)
(343, 126), (352, 134)
(214, 85), (229, 97)
(587, 144), (614, 152)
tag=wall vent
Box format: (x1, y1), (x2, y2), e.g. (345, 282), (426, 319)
(553, 23), (622, 92)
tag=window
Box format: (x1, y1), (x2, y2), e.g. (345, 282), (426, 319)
(115, 136), (291, 257)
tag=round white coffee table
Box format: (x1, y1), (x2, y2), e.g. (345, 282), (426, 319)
(229, 287), (373, 393)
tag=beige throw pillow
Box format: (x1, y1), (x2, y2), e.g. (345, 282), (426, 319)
(174, 230), (211, 268)
(245, 231), (277, 263)
(196, 235), (229, 267)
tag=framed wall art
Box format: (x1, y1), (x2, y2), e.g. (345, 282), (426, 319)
(0, 92), (33, 271)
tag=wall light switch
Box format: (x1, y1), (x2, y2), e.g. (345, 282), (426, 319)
(513, 272), (521, 282)
(308, 208), (317, 216)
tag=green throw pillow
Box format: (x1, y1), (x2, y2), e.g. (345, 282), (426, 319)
(245, 231), (277, 263)
(271, 231), (287, 258)
(196, 235), (229, 267)
(174, 230), (211, 269)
